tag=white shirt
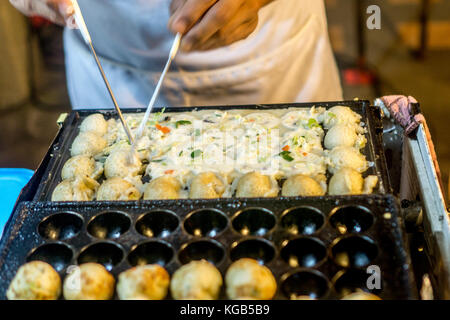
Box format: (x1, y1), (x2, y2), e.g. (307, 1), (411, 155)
(64, 0), (343, 109)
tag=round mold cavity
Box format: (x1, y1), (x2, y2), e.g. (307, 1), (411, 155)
(229, 238), (276, 264)
(231, 208), (276, 236)
(135, 210), (179, 238)
(329, 205), (374, 234)
(332, 269), (382, 297)
(27, 242), (73, 272)
(87, 211), (131, 239)
(178, 239), (225, 265)
(280, 237), (327, 268)
(281, 270), (330, 300)
(38, 212), (83, 240)
(77, 241), (124, 271)
(280, 206), (325, 236)
(331, 235), (378, 268)
(128, 240), (174, 267)
(183, 208), (228, 237)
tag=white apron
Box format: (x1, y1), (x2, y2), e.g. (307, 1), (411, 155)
(64, 0), (342, 109)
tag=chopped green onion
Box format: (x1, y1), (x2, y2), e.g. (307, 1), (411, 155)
(194, 129), (201, 136)
(175, 120), (192, 128)
(307, 118), (320, 129)
(179, 150), (183, 156)
(191, 149), (203, 159)
(279, 150), (294, 162)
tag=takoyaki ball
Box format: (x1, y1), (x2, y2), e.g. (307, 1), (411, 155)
(7, 261), (61, 300)
(71, 131), (107, 157)
(104, 147), (142, 179)
(143, 175), (181, 200)
(63, 263), (115, 300)
(324, 125), (358, 150)
(96, 177), (141, 201)
(328, 147), (367, 174)
(323, 106), (361, 129)
(281, 174), (325, 197)
(363, 175), (379, 194)
(235, 172), (279, 198)
(51, 177), (99, 201)
(225, 258), (277, 300)
(341, 292), (382, 300)
(170, 260), (223, 300)
(328, 168), (364, 195)
(117, 265), (170, 300)
(189, 172), (225, 199)
(79, 113), (108, 136)
(61, 155), (95, 180)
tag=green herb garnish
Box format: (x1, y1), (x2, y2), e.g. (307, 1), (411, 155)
(307, 118), (320, 129)
(179, 151), (183, 157)
(191, 149), (203, 159)
(279, 151), (294, 162)
(194, 129), (201, 136)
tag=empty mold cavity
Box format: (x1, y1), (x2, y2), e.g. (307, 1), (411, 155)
(27, 242), (73, 272)
(281, 270), (330, 300)
(87, 211), (131, 239)
(77, 242), (124, 270)
(136, 210), (179, 238)
(280, 207), (325, 235)
(231, 208), (276, 236)
(280, 237), (327, 268)
(329, 205), (374, 234)
(38, 212), (83, 240)
(183, 209), (228, 237)
(178, 240), (225, 265)
(229, 238), (276, 264)
(331, 236), (378, 268)
(128, 240), (174, 267)
(332, 269), (381, 297)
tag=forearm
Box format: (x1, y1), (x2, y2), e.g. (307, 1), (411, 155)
(9, 0), (74, 26)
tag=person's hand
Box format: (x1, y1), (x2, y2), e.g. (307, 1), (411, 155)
(168, 0), (275, 52)
(9, 0), (77, 27)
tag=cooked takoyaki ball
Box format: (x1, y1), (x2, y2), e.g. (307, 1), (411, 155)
(281, 174), (325, 197)
(104, 147), (142, 179)
(51, 177), (99, 201)
(341, 292), (382, 300)
(323, 106), (361, 129)
(235, 172), (279, 198)
(189, 172), (226, 199)
(225, 258), (277, 300)
(63, 263), (115, 300)
(117, 265), (170, 300)
(71, 131), (107, 157)
(170, 260), (223, 300)
(143, 175), (181, 200)
(79, 113), (108, 136)
(61, 155), (103, 180)
(324, 125), (358, 150)
(327, 147), (368, 174)
(328, 168), (364, 195)
(96, 177), (141, 201)
(7, 261), (61, 300)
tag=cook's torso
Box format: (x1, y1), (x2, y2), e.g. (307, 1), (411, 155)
(65, 0), (342, 108)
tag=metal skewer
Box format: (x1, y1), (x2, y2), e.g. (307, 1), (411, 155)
(132, 32), (182, 147)
(71, 0), (134, 144)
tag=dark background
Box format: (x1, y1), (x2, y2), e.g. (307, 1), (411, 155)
(1, 0), (449, 198)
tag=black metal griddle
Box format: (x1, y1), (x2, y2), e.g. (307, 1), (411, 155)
(0, 100), (417, 300)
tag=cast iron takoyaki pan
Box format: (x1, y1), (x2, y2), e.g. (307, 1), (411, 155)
(0, 194), (416, 299)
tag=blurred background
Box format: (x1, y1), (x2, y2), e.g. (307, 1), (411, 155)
(0, 0), (449, 198)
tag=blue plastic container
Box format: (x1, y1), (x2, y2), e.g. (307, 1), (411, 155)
(0, 168), (34, 236)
